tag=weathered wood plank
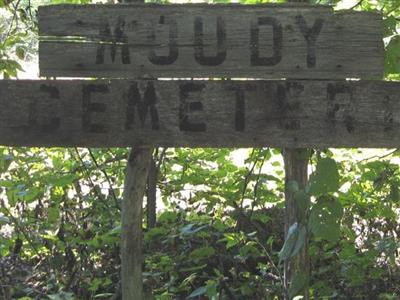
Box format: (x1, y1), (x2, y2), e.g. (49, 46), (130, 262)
(38, 4), (383, 79)
(0, 79), (398, 148)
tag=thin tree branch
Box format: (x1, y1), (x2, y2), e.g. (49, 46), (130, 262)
(87, 148), (121, 211)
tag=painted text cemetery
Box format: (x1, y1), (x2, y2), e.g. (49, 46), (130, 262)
(1, 80), (399, 147)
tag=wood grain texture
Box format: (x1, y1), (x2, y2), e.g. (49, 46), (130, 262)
(283, 148), (309, 299)
(121, 148), (152, 300)
(0, 79), (399, 148)
(38, 4), (383, 79)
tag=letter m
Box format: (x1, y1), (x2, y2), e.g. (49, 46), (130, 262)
(96, 17), (130, 64)
(125, 82), (160, 130)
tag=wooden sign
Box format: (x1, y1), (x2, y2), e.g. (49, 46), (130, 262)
(38, 4), (383, 79)
(0, 79), (398, 148)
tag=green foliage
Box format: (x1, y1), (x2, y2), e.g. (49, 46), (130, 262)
(309, 157), (340, 196)
(1, 147), (399, 299)
(143, 205), (285, 299)
(309, 196), (343, 242)
(289, 271), (307, 299)
(0, 147), (126, 298)
(0, 0), (37, 78)
(385, 35), (400, 75)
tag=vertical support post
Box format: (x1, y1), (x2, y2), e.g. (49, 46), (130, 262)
(283, 1), (310, 299)
(119, 1), (148, 299)
(121, 148), (153, 300)
(283, 149), (310, 299)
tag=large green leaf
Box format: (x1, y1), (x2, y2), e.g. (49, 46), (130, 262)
(289, 272), (307, 299)
(190, 246), (216, 259)
(279, 223), (299, 262)
(0, 153), (12, 173)
(0, 215), (9, 225)
(309, 197), (343, 242)
(385, 35), (400, 75)
(279, 223), (306, 262)
(383, 16), (398, 37)
(47, 292), (74, 300)
(291, 225), (307, 258)
(187, 286), (207, 299)
(309, 158), (340, 196)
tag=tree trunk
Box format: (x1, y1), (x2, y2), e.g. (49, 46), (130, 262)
(147, 157), (157, 229)
(121, 148), (153, 300)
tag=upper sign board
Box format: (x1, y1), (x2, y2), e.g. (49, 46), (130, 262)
(39, 4), (384, 79)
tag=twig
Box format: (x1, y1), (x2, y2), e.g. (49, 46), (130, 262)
(357, 149), (399, 163)
(1, 205), (42, 259)
(240, 149), (258, 209)
(156, 147), (168, 171)
(350, 0), (363, 10)
(2, 0), (21, 46)
(254, 239), (287, 298)
(87, 148), (121, 210)
(72, 148), (120, 215)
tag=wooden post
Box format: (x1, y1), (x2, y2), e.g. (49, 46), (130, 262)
(119, 0), (149, 299)
(283, 149), (310, 299)
(121, 148), (152, 300)
(283, 1), (310, 299)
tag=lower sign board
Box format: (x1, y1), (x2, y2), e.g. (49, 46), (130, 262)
(0, 80), (398, 148)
